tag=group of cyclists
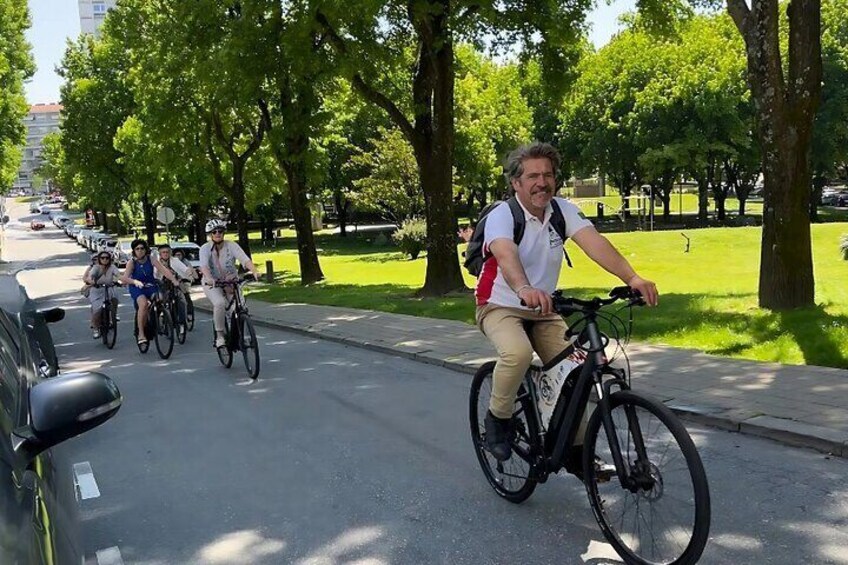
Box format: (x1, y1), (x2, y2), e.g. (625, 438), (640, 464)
(81, 219), (259, 350)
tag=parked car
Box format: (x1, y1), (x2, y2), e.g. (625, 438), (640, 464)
(113, 240), (132, 267)
(838, 193), (848, 208)
(0, 274), (122, 563)
(168, 242), (202, 282)
(30, 220), (45, 231)
(54, 216), (73, 229)
(97, 238), (118, 256)
(66, 224), (82, 239)
(29, 201), (42, 214)
(88, 232), (112, 252)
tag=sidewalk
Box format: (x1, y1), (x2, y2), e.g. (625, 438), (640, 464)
(195, 296), (848, 457)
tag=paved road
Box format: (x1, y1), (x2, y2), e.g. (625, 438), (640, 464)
(6, 202), (848, 564)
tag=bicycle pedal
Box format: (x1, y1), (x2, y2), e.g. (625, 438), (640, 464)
(595, 463), (616, 483)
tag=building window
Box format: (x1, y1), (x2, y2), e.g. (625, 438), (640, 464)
(93, 1), (108, 16)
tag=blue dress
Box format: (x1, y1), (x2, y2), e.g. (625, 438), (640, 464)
(128, 258), (156, 306)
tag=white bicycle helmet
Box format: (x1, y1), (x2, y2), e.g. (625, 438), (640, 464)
(205, 218), (228, 233)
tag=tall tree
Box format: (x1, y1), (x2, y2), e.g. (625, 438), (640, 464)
(0, 0), (33, 190)
(724, 0), (822, 309)
(317, 1), (589, 295)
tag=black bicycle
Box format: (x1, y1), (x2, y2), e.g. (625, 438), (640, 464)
(213, 277), (259, 380)
(470, 286), (710, 565)
(133, 282), (175, 359)
(93, 282), (120, 349)
(162, 279), (189, 345)
(185, 284), (195, 332)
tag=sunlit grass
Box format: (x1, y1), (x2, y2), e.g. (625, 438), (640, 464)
(247, 222), (848, 368)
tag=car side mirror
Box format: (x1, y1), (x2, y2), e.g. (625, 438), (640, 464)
(13, 372), (122, 459)
(39, 307), (65, 324)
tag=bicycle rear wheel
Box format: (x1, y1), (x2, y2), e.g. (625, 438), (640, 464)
(239, 314), (260, 380)
(584, 390), (710, 565)
(173, 301), (187, 345)
(469, 361), (539, 503)
(154, 306), (175, 359)
(186, 296), (195, 331)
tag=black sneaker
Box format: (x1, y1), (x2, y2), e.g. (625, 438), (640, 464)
(484, 411), (513, 461)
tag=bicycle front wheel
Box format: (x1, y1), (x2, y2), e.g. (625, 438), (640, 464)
(584, 390), (710, 565)
(103, 303), (117, 349)
(239, 314), (260, 380)
(154, 306), (175, 360)
(216, 315), (233, 368)
(469, 361), (539, 503)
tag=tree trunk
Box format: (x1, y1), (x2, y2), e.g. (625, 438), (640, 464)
(141, 191), (156, 244)
(334, 190), (348, 237)
(728, 0), (821, 309)
(810, 174), (825, 222)
(411, 6), (464, 295)
(280, 156), (324, 284)
(696, 176), (709, 224)
(191, 203), (207, 246)
(231, 171), (250, 257)
(739, 197), (747, 216)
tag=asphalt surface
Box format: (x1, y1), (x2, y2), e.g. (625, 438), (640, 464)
(6, 202), (848, 564)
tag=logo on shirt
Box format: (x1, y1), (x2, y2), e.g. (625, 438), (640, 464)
(548, 226), (563, 248)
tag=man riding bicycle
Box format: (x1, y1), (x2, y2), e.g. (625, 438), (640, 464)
(475, 142), (658, 465)
(155, 243), (196, 339)
(199, 219), (260, 348)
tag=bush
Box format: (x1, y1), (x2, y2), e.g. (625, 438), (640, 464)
(393, 217), (427, 259)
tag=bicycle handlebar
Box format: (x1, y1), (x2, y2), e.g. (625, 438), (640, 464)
(520, 286), (645, 315)
(214, 275), (255, 288)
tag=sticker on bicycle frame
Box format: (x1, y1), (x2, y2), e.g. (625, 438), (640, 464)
(532, 347), (587, 431)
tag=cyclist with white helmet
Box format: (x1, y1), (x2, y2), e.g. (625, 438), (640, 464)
(199, 219), (261, 348)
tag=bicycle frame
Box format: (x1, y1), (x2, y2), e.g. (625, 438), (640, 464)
(529, 308), (651, 491)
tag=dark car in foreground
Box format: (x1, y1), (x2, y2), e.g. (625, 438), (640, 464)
(0, 275), (122, 564)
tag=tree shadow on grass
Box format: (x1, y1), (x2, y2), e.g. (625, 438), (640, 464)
(253, 232), (404, 258)
(573, 287), (848, 368)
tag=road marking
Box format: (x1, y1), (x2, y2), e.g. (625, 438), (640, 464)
(95, 546), (124, 565)
(72, 461), (101, 500)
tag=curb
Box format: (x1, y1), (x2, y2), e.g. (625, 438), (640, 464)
(194, 300), (847, 459)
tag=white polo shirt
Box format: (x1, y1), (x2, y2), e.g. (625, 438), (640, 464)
(475, 196), (592, 308)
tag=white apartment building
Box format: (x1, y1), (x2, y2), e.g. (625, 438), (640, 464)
(11, 104), (62, 194)
(78, 0), (117, 37)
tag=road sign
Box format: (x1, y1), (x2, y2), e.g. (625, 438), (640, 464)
(156, 207), (175, 225)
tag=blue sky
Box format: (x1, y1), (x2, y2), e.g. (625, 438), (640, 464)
(24, 0), (635, 105)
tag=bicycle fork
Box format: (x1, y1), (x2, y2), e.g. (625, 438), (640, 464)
(597, 376), (655, 493)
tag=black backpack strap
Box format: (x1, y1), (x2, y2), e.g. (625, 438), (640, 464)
(550, 199), (573, 268)
(506, 196), (526, 244)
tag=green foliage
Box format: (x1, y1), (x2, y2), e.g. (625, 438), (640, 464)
(813, 0), (848, 181)
(349, 127), (424, 226)
(0, 0), (34, 190)
(455, 45), (533, 211)
(392, 217), (427, 260)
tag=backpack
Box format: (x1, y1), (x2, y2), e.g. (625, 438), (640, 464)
(463, 196), (572, 277)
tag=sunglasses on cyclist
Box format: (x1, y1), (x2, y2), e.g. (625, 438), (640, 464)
(134, 245), (146, 251)
(98, 255), (111, 260)
(210, 229), (225, 235)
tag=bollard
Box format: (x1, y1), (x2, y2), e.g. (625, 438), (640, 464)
(597, 202), (605, 219)
(265, 260), (274, 283)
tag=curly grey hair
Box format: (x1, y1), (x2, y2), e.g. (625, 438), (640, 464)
(503, 142), (561, 186)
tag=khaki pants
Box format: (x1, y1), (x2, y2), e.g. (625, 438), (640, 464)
(477, 304), (590, 443)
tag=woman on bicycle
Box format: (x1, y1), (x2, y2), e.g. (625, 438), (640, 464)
(155, 243), (195, 337)
(84, 251), (121, 339)
(199, 219), (260, 348)
(121, 239), (179, 345)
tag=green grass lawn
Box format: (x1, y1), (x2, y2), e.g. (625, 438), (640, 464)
(246, 223), (848, 368)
